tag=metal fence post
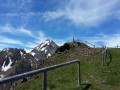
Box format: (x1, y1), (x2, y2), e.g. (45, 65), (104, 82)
(102, 53), (104, 65)
(78, 61), (81, 86)
(102, 47), (107, 65)
(105, 50), (106, 61)
(106, 49), (107, 61)
(43, 71), (47, 90)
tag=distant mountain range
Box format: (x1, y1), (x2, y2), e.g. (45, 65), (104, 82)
(0, 39), (58, 79)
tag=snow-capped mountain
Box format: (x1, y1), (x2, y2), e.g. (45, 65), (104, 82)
(0, 39), (58, 90)
(30, 39), (59, 61)
(0, 48), (38, 79)
(0, 39), (58, 80)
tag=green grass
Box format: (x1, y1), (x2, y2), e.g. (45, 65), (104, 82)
(15, 48), (120, 90)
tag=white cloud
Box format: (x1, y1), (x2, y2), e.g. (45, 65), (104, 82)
(0, 44), (9, 50)
(53, 39), (67, 46)
(51, 36), (73, 46)
(1, 12), (42, 18)
(20, 28), (34, 37)
(105, 34), (120, 47)
(0, 36), (23, 45)
(27, 30), (73, 48)
(43, 0), (120, 26)
(0, 44), (8, 47)
(35, 31), (47, 44)
(80, 33), (120, 47)
(25, 42), (38, 48)
(0, 24), (49, 49)
(0, 24), (14, 34)
(1, 0), (33, 10)
(43, 11), (64, 22)
(0, 24), (34, 37)
(22, 31), (48, 48)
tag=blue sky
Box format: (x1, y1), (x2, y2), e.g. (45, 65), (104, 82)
(0, 0), (120, 50)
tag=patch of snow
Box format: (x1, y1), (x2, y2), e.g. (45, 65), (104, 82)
(30, 52), (35, 56)
(41, 47), (46, 51)
(2, 48), (10, 52)
(5, 55), (7, 58)
(46, 40), (51, 45)
(24, 49), (32, 53)
(52, 44), (55, 47)
(47, 53), (51, 58)
(2, 57), (13, 72)
(20, 51), (23, 56)
(0, 74), (4, 80)
(35, 40), (51, 52)
(35, 58), (39, 61)
(34, 40), (51, 52)
(35, 47), (41, 51)
(40, 40), (51, 48)
(40, 43), (46, 49)
(31, 61), (33, 67)
(45, 49), (47, 54)
(8, 53), (12, 55)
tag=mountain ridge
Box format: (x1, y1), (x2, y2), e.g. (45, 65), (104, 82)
(0, 39), (58, 80)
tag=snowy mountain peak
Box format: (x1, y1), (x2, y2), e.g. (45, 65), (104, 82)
(2, 48), (14, 52)
(30, 39), (59, 61)
(34, 39), (51, 51)
(2, 48), (10, 51)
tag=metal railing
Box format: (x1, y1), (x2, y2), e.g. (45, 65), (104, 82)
(77, 40), (98, 48)
(0, 60), (81, 90)
(102, 46), (107, 65)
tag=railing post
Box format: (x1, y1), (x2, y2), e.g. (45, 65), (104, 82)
(43, 71), (47, 90)
(105, 50), (106, 61)
(106, 49), (107, 61)
(102, 47), (107, 65)
(102, 53), (104, 65)
(78, 61), (81, 86)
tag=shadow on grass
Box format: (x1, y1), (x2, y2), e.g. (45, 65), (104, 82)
(82, 84), (91, 90)
(107, 51), (112, 66)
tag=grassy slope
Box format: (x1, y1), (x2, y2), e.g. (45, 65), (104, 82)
(15, 48), (120, 90)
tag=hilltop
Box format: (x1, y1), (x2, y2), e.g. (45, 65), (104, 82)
(11, 41), (102, 90)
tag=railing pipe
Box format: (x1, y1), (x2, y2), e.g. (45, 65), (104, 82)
(0, 60), (81, 90)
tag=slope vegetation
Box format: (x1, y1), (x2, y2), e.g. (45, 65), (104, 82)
(11, 43), (120, 90)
